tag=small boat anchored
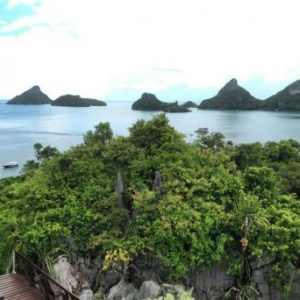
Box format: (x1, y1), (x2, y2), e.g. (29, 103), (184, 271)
(3, 161), (19, 168)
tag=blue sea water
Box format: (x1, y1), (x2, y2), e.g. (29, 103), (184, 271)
(1, 100), (300, 178)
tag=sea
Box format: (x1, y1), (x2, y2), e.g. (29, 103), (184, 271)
(1, 100), (300, 178)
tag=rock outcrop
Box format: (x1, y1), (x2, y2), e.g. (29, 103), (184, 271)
(107, 279), (137, 300)
(199, 79), (262, 110)
(136, 280), (162, 299)
(53, 256), (78, 292)
(52, 95), (106, 107)
(51, 255), (300, 299)
(132, 93), (190, 113)
(263, 79), (300, 110)
(7, 85), (52, 105)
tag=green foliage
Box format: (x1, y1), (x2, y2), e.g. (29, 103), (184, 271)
(0, 114), (300, 298)
(194, 127), (225, 150)
(34, 142), (59, 160)
(128, 114), (184, 153)
(84, 122), (113, 146)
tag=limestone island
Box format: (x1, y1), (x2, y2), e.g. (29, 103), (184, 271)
(51, 95), (106, 107)
(7, 86), (52, 105)
(198, 79), (262, 110)
(263, 79), (300, 111)
(132, 93), (190, 113)
(182, 101), (198, 108)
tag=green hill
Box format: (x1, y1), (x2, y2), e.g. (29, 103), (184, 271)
(7, 86), (52, 105)
(84, 98), (106, 106)
(52, 95), (106, 107)
(132, 93), (190, 112)
(182, 101), (198, 108)
(263, 79), (300, 110)
(199, 79), (262, 110)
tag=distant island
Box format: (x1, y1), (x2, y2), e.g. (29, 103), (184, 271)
(198, 79), (262, 110)
(198, 78), (300, 111)
(263, 79), (300, 111)
(182, 101), (198, 108)
(131, 93), (190, 113)
(6, 87), (106, 107)
(52, 95), (106, 107)
(6, 79), (300, 111)
(7, 86), (52, 105)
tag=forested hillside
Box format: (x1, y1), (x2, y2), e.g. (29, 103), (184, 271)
(1, 114), (300, 298)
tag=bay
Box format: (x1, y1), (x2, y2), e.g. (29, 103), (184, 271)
(1, 100), (300, 178)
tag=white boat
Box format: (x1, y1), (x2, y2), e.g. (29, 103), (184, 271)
(3, 161), (19, 168)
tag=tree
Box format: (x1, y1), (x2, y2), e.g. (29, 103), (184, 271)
(84, 122), (113, 146)
(34, 143), (59, 160)
(128, 114), (184, 153)
(194, 128), (225, 150)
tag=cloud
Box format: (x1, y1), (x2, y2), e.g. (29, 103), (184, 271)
(1, 0), (300, 99)
(7, 0), (38, 9)
(1, 15), (44, 32)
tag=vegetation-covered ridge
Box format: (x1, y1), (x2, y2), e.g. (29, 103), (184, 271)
(7, 85), (52, 105)
(198, 78), (300, 111)
(132, 93), (190, 112)
(199, 79), (262, 110)
(263, 79), (300, 111)
(1, 115), (300, 298)
(52, 95), (106, 107)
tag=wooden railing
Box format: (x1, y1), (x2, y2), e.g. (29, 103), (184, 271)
(9, 251), (80, 300)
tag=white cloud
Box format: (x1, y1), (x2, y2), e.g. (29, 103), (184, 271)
(1, 0), (300, 99)
(1, 15), (43, 32)
(7, 0), (38, 8)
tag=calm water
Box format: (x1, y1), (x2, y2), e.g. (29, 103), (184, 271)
(1, 100), (300, 178)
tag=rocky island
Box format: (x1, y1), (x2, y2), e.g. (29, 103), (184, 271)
(52, 95), (106, 107)
(84, 98), (107, 106)
(7, 85), (52, 105)
(182, 101), (198, 108)
(263, 79), (300, 111)
(132, 93), (190, 112)
(198, 79), (262, 110)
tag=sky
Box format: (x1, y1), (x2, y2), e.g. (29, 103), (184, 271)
(1, 0), (300, 101)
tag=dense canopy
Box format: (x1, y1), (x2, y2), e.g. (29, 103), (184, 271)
(1, 114), (300, 298)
